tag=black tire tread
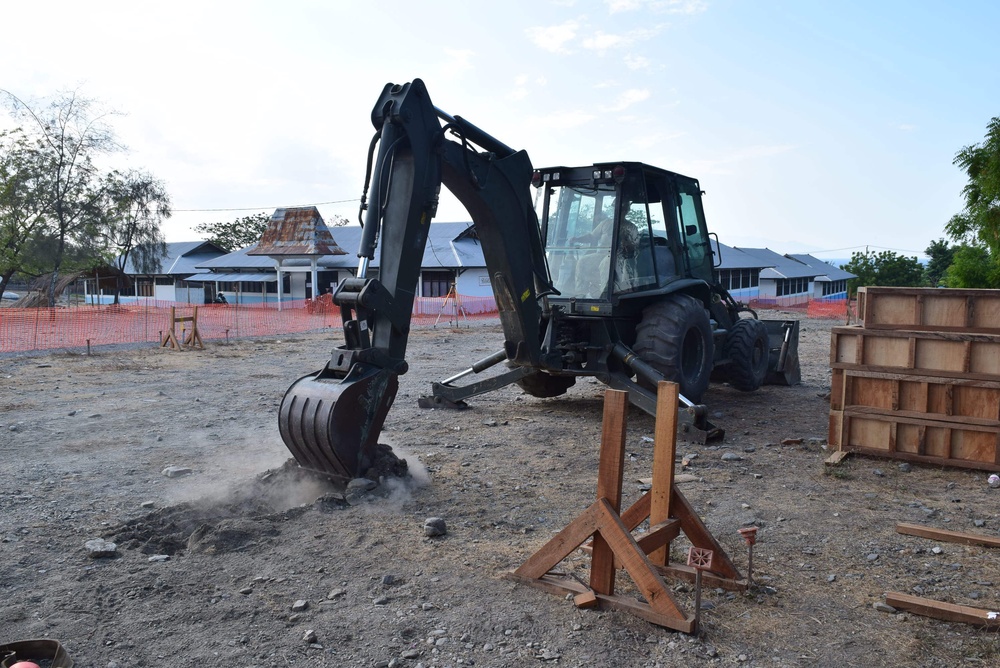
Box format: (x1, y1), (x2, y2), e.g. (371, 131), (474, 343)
(633, 294), (713, 402)
(724, 318), (769, 392)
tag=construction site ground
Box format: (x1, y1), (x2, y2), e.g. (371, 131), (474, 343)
(2, 313), (1000, 667)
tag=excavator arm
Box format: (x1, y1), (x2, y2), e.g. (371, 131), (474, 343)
(279, 79), (553, 480)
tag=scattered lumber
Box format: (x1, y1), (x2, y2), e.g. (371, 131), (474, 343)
(896, 522), (1000, 549)
(885, 592), (1000, 629)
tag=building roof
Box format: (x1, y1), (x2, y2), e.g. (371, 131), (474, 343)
(122, 241), (228, 276)
(248, 207), (347, 256)
(785, 254), (856, 281)
(197, 222), (483, 272)
(737, 247), (818, 280)
(716, 243), (774, 270)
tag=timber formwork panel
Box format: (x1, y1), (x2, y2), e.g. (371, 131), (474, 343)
(831, 327), (1000, 379)
(857, 286), (1000, 334)
(830, 292), (1000, 470)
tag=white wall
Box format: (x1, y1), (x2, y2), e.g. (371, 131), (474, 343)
(455, 268), (493, 297)
(155, 284), (178, 302)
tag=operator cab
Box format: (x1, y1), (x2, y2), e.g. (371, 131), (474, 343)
(533, 162), (714, 306)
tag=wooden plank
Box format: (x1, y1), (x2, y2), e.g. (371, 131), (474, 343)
(824, 450), (849, 465)
(839, 444), (1000, 473)
(671, 488), (741, 580)
(512, 501), (604, 580)
(591, 390), (629, 596)
(596, 389), (629, 511)
(655, 563), (748, 592)
(896, 522), (1000, 549)
(649, 381), (678, 566)
(844, 405), (1000, 429)
(857, 287), (1000, 334)
(593, 499), (687, 620)
(840, 409), (1000, 467)
(503, 572), (695, 633)
(620, 490), (651, 531)
(635, 519), (682, 556)
(885, 592), (1000, 629)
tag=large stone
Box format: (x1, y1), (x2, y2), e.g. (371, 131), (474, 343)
(85, 538), (117, 558)
(424, 517), (447, 537)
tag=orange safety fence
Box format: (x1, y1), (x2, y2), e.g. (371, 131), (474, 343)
(0, 294), (503, 354)
(2, 294), (856, 354)
(748, 297), (853, 321)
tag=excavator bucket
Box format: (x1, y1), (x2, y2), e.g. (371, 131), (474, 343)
(761, 319), (800, 386)
(278, 363), (399, 481)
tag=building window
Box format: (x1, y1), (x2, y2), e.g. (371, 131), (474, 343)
(422, 271), (454, 297)
(822, 279), (846, 296)
(777, 277), (809, 296)
(718, 268), (759, 291)
(135, 280), (154, 296)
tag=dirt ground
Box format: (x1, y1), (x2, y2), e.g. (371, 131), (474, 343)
(2, 313), (1000, 667)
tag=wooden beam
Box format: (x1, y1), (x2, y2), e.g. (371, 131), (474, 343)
(504, 572), (695, 633)
(649, 381), (679, 566)
(896, 522), (1000, 549)
(671, 487), (741, 580)
(512, 501), (604, 580)
(635, 519), (681, 556)
(591, 390), (629, 596)
(886, 592), (1000, 629)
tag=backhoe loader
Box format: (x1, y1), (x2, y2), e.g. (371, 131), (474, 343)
(278, 79), (799, 481)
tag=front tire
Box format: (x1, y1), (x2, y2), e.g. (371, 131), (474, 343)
(633, 294), (714, 402)
(724, 318), (769, 392)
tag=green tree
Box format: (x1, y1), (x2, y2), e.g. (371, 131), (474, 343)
(841, 249), (925, 296)
(0, 128), (51, 297)
(923, 238), (955, 287)
(100, 170), (171, 303)
(943, 244), (1000, 288)
(195, 212), (269, 251)
(3, 90), (120, 306)
(941, 117), (1000, 286)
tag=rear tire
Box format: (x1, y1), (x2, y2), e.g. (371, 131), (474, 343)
(516, 371), (576, 398)
(633, 294), (713, 403)
(724, 318), (769, 392)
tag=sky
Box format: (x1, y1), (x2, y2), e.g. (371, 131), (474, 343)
(2, 0), (998, 261)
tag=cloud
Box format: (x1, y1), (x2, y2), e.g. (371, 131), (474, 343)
(580, 26), (663, 54)
(624, 53), (651, 70)
(524, 109), (597, 130)
(602, 88), (651, 112)
(898, 123), (917, 131)
(507, 74), (548, 101)
(606, 0), (708, 14)
(525, 20), (581, 54)
(682, 144), (796, 175)
(441, 48), (475, 79)
(606, 0), (641, 12)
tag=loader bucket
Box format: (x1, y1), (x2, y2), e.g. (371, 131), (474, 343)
(278, 363), (399, 481)
(761, 319), (800, 386)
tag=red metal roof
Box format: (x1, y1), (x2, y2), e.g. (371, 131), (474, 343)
(247, 206), (348, 256)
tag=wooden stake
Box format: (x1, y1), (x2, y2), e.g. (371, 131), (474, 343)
(590, 390), (628, 596)
(649, 381), (679, 566)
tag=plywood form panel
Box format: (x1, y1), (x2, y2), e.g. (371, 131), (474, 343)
(838, 410), (1000, 470)
(832, 369), (1000, 423)
(831, 327), (1000, 380)
(857, 287), (1000, 333)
